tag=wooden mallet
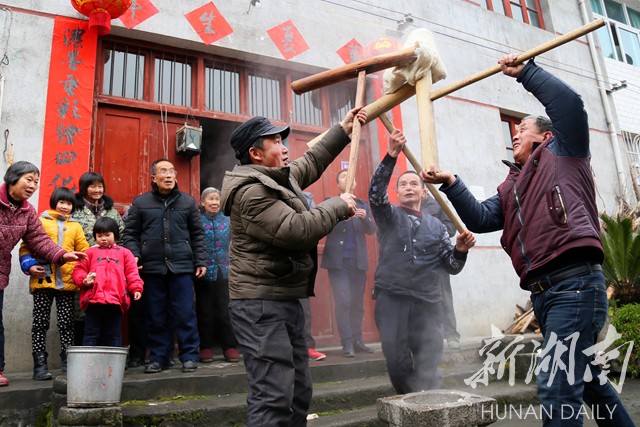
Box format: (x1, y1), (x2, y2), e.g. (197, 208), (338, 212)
(291, 44), (422, 193)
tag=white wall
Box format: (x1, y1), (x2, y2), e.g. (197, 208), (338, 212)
(0, 0), (629, 370)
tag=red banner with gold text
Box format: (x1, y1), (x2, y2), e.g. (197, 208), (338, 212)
(39, 17), (97, 210)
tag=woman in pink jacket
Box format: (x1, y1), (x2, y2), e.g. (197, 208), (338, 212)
(73, 217), (143, 347)
(0, 161), (86, 387)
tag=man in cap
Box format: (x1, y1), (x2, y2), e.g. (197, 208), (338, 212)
(221, 107), (366, 426)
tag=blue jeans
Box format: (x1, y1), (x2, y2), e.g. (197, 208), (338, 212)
(531, 271), (634, 426)
(229, 299), (311, 427)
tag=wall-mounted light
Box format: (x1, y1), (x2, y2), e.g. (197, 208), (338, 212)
(397, 13), (414, 31)
(250, 0), (260, 6)
(606, 80), (627, 94)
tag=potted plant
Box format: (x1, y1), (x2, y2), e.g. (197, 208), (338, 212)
(600, 202), (640, 305)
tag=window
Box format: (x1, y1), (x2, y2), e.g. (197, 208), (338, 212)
(501, 114), (521, 161)
(478, 0), (545, 28)
(292, 90), (323, 127)
(623, 131), (640, 179)
(102, 43), (145, 100)
(248, 72), (283, 120)
(591, 0), (640, 66)
(205, 63), (240, 114)
(98, 40), (356, 130)
(154, 53), (193, 106)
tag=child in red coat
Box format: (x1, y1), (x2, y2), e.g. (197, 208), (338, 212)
(72, 217), (143, 347)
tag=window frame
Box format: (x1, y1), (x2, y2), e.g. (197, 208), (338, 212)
(480, 0), (545, 29)
(501, 114), (521, 161)
(591, 0), (640, 66)
(95, 36), (354, 132)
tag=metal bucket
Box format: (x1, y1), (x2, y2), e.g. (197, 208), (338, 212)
(66, 346), (128, 407)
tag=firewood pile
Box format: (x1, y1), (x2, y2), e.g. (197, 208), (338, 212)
(503, 301), (540, 334)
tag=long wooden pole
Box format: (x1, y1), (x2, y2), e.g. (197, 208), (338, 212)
(416, 73), (439, 171)
(345, 70), (367, 194)
(430, 18), (604, 102)
(307, 18), (605, 148)
(378, 113), (465, 234)
(291, 44), (418, 95)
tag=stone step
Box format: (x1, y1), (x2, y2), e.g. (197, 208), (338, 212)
(119, 372), (537, 426)
(1, 335), (532, 425)
(121, 375), (395, 426)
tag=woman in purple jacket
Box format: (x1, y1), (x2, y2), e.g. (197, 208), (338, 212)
(0, 161), (86, 387)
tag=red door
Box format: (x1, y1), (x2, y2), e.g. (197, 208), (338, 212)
(288, 130), (379, 346)
(94, 106), (201, 212)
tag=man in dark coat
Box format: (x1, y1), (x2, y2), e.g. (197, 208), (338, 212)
(421, 55), (634, 426)
(321, 169), (376, 357)
(370, 130), (475, 394)
(123, 158), (206, 374)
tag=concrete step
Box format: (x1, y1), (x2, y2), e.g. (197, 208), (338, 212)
(0, 336), (535, 426)
(121, 375), (395, 426)
(119, 371), (538, 426)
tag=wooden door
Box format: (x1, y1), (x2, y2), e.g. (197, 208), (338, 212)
(94, 107), (150, 213)
(94, 106), (201, 212)
(288, 130), (380, 346)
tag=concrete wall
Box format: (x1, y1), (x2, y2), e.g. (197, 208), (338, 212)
(0, 0), (630, 371)
(607, 59), (640, 134)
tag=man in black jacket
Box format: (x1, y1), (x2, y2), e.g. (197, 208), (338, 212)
(369, 131), (475, 394)
(123, 158), (207, 374)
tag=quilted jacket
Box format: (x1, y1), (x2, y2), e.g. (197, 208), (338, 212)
(0, 183), (66, 290)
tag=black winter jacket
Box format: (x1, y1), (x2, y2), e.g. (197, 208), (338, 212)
(122, 185), (206, 275)
(369, 155), (466, 302)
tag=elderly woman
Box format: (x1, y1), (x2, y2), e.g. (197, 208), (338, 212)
(0, 161), (86, 387)
(195, 187), (239, 363)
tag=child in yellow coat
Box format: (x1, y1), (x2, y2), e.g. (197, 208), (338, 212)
(19, 187), (89, 380)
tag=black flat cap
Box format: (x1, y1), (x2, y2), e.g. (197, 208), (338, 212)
(230, 117), (290, 161)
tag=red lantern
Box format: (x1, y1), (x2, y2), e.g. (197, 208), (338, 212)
(70, 0), (133, 36)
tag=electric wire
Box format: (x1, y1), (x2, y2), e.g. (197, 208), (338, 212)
(316, 0), (639, 96)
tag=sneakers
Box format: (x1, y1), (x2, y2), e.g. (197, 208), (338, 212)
(308, 348), (326, 361)
(127, 357), (144, 368)
(223, 348), (241, 362)
(200, 348), (214, 363)
(0, 372), (8, 387)
(182, 360), (198, 373)
(144, 361), (169, 374)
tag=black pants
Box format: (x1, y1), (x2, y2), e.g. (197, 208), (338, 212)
(440, 271), (460, 340)
(127, 295), (146, 361)
(83, 304), (123, 347)
(194, 274), (237, 350)
(230, 299), (311, 426)
(374, 290), (443, 394)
